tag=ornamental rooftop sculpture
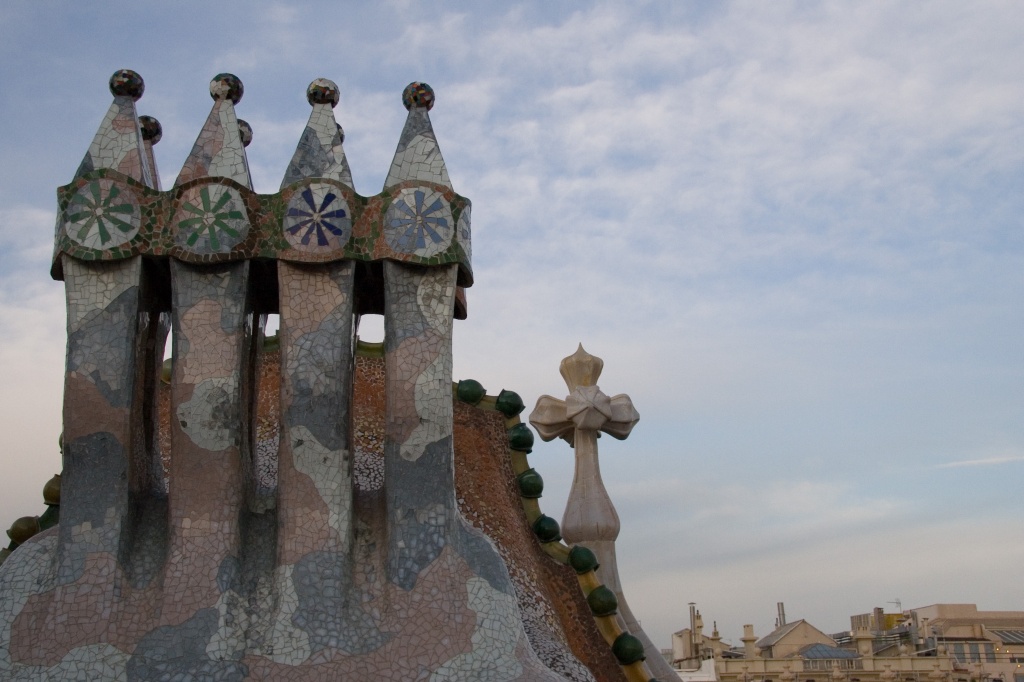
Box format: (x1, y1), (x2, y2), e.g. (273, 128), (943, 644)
(530, 346), (678, 681)
(0, 71), (668, 682)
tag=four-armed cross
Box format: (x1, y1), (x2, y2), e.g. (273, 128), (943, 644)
(529, 344), (639, 544)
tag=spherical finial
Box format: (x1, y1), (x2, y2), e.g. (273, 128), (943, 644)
(532, 515), (562, 543)
(456, 379), (486, 405)
(237, 119), (253, 147)
(7, 516), (40, 545)
(42, 474), (61, 506)
(611, 633), (646, 665)
(210, 73), (243, 104)
(586, 585), (619, 617)
(568, 545), (600, 574)
(402, 82), (434, 111)
(516, 468), (544, 499)
(507, 423), (534, 452)
(495, 389), (525, 417)
(138, 115), (162, 144)
(109, 69), (144, 100)
(307, 78), (340, 107)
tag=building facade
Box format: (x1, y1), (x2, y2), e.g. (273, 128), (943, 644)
(672, 604), (1024, 682)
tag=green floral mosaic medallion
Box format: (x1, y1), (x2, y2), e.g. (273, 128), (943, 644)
(173, 184), (249, 254)
(64, 178), (140, 250)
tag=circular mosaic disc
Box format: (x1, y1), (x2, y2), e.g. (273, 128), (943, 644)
(283, 182), (352, 251)
(64, 178), (140, 250)
(383, 187), (453, 258)
(173, 184), (249, 254)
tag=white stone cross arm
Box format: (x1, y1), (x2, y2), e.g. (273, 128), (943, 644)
(529, 345), (639, 447)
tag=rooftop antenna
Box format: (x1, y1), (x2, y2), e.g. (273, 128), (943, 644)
(690, 602), (698, 663)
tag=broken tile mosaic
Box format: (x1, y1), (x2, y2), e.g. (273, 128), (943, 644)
(0, 70), (659, 682)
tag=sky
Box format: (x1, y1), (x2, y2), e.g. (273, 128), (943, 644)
(0, 0), (1022, 651)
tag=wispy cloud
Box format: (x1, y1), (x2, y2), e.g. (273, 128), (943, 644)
(937, 455), (1024, 469)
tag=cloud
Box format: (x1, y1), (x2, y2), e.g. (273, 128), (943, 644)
(608, 475), (908, 566)
(0, 205), (59, 255)
(937, 455), (1024, 469)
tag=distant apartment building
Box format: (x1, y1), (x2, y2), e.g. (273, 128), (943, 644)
(671, 604), (1024, 682)
(906, 604), (1024, 682)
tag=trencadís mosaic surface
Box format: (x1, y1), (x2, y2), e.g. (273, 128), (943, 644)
(0, 71), (662, 682)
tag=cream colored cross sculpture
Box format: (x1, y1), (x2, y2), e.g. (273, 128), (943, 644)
(530, 344), (638, 543)
(530, 345), (679, 679)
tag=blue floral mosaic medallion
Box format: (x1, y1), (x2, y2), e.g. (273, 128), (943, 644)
(384, 187), (453, 258)
(64, 178), (140, 250)
(173, 184), (249, 253)
(283, 182), (352, 251)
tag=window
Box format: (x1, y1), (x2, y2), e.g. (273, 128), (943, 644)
(969, 644), (980, 663)
(802, 660), (862, 671)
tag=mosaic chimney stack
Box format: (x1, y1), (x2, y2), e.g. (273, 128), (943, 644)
(273, 77), (359, 633)
(0, 70), (659, 680)
(56, 68), (158, 590)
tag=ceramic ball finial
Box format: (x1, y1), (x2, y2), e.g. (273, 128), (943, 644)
(139, 115), (162, 144)
(402, 82), (434, 111)
(307, 78), (340, 107)
(237, 119), (253, 147)
(109, 69), (144, 101)
(210, 73), (243, 104)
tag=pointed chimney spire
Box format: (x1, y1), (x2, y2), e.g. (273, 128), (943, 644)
(279, 80), (355, 251)
(175, 73), (252, 189)
(380, 83), (456, 259)
(384, 82), (450, 189)
(281, 78), (353, 190)
(382, 83), (469, 318)
(75, 69), (154, 188)
(169, 75), (252, 254)
(138, 115), (163, 191)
